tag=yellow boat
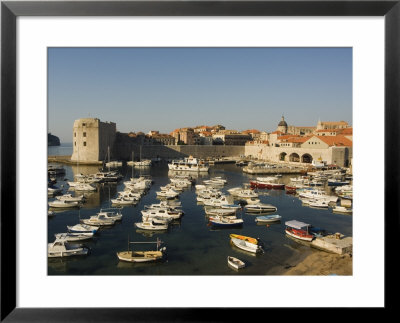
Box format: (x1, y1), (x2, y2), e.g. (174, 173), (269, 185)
(229, 234), (259, 245)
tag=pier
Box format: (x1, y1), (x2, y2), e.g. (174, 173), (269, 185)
(242, 166), (306, 175)
(48, 155), (102, 165)
(311, 233), (353, 255)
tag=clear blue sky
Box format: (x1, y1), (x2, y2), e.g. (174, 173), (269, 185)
(48, 47), (352, 143)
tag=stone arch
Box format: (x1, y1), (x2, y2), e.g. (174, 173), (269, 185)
(289, 153), (300, 162)
(301, 153), (313, 163)
(279, 152), (287, 161)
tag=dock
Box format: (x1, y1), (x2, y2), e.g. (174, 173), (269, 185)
(48, 155), (103, 165)
(242, 166), (306, 175)
(311, 233), (353, 255)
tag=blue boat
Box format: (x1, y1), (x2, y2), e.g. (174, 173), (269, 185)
(209, 217), (243, 227)
(255, 214), (282, 223)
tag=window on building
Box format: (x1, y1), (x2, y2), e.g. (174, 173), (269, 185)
(74, 132), (76, 137)
(82, 123), (86, 126)
(83, 142), (87, 146)
(83, 132), (86, 137)
(74, 142), (76, 146)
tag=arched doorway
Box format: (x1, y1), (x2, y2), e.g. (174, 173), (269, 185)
(279, 152), (287, 161)
(289, 153), (300, 162)
(301, 153), (313, 163)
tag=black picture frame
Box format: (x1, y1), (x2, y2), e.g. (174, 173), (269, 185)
(1, 0), (397, 321)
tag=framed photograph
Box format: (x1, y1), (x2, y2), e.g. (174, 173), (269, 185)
(1, 0), (397, 320)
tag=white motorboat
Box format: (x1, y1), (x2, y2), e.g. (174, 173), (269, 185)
(298, 189), (338, 203)
(105, 161), (123, 168)
(48, 199), (80, 208)
(111, 196), (138, 206)
(54, 232), (94, 242)
(135, 220), (168, 231)
(230, 236), (263, 254)
(80, 214), (116, 226)
(73, 183), (97, 191)
(308, 200), (330, 208)
(244, 203), (277, 213)
(48, 186), (62, 196)
(168, 156), (209, 172)
(202, 195), (231, 207)
(142, 215), (171, 225)
(156, 188), (180, 199)
(56, 193), (85, 203)
(67, 223), (99, 234)
(98, 208), (123, 221)
(48, 238), (89, 258)
(141, 208), (182, 220)
(227, 256), (245, 270)
(244, 197), (261, 205)
(234, 189), (259, 199)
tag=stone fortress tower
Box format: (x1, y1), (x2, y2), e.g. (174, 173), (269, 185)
(71, 118), (116, 163)
(277, 115), (288, 134)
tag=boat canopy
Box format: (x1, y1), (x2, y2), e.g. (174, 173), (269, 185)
(285, 220), (310, 229)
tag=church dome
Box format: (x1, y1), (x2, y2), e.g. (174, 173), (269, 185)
(278, 116), (287, 127)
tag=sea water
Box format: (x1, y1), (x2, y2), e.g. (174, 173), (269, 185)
(47, 154), (352, 276)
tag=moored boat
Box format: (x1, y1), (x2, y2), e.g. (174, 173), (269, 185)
(227, 256), (245, 270)
(117, 238), (166, 263)
(230, 235), (263, 254)
(54, 232), (94, 242)
(209, 217), (244, 228)
(48, 238), (89, 258)
(67, 223), (99, 234)
(285, 220), (315, 242)
(255, 214), (282, 223)
(244, 203), (277, 213)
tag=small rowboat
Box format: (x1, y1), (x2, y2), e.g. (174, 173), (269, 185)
(205, 208), (237, 217)
(255, 214), (282, 223)
(209, 217), (243, 228)
(227, 256), (245, 270)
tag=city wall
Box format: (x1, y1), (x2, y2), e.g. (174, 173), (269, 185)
(115, 143), (245, 161)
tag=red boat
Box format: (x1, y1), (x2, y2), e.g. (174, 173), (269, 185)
(250, 181), (285, 190)
(285, 220), (315, 242)
(285, 185), (297, 194)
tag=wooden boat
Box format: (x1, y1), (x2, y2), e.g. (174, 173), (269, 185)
(255, 214), (282, 223)
(205, 208), (237, 217)
(285, 220), (315, 242)
(244, 203), (277, 213)
(117, 238), (166, 263)
(209, 217), (243, 228)
(227, 256), (245, 270)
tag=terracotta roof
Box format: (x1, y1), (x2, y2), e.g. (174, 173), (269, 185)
(315, 129), (339, 133)
(320, 121), (349, 125)
(242, 129), (261, 134)
(311, 135), (353, 147)
(270, 130), (283, 135)
(339, 128), (353, 135)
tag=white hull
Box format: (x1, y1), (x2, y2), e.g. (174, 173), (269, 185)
(135, 222), (168, 230)
(230, 237), (262, 253)
(227, 256), (245, 270)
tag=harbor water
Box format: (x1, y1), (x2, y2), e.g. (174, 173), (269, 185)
(48, 147), (352, 276)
